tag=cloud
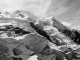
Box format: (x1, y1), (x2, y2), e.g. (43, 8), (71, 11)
(0, 0), (40, 13)
(72, 25), (80, 30)
(34, 0), (51, 18)
(46, 0), (69, 17)
(62, 21), (71, 27)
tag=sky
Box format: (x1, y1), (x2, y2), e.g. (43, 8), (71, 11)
(0, 0), (80, 30)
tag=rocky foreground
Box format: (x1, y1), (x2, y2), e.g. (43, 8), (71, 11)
(0, 10), (80, 60)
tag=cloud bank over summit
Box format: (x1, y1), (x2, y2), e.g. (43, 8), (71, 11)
(0, 0), (80, 30)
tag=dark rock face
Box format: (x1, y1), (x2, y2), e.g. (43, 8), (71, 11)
(23, 33), (48, 54)
(0, 25), (31, 37)
(51, 49), (65, 60)
(59, 28), (80, 44)
(40, 45), (52, 55)
(37, 54), (56, 60)
(29, 22), (52, 42)
(5, 25), (14, 29)
(51, 17), (80, 45)
(12, 48), (22, 56)
(11, 27), (30, 35)
(0, 38), (31, 60)
(11, 57), (22, 60)
(0, 39), (12, 60)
